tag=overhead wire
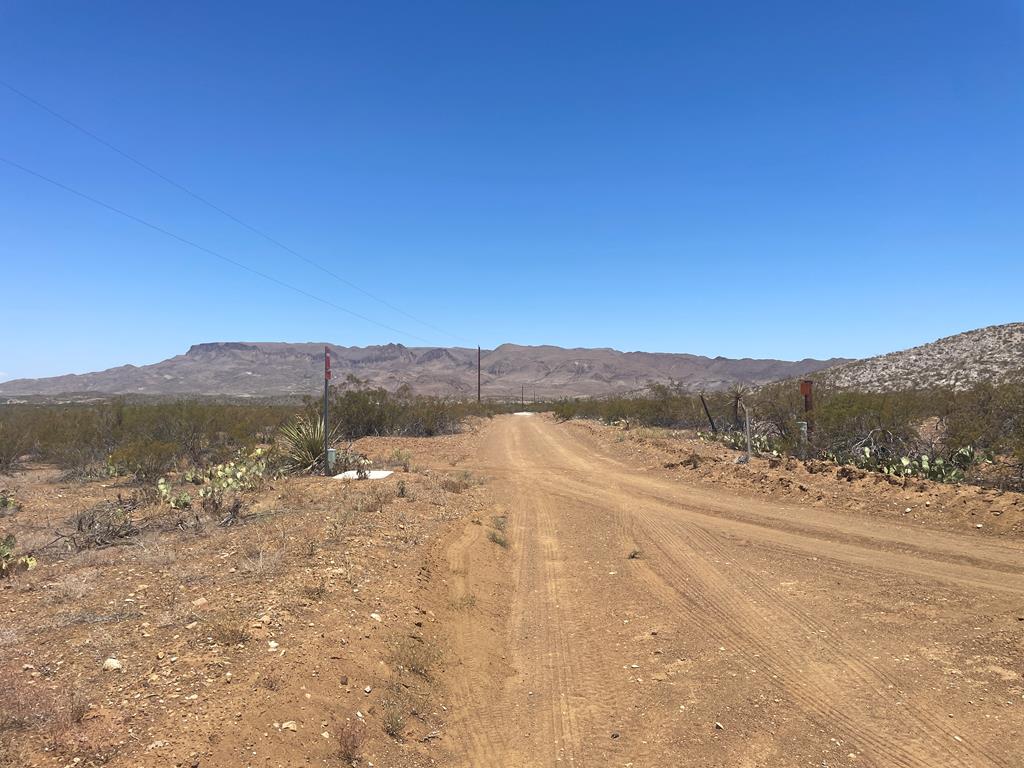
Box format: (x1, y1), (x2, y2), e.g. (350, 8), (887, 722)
(0, 79), (471, 345)
(0, 155), (434, 344)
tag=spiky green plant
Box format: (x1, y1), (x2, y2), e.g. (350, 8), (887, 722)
(278, 417), (338, 475)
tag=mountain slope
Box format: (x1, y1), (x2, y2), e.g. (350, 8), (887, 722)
(0, 342), (846, 399)
(822, 323), (1024, 391)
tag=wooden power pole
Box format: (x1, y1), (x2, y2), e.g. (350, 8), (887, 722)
(323, 346), (331, 475)
(477, 346), (481, 404)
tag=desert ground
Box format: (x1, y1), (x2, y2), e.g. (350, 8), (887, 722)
(3, 414), (1023, 767)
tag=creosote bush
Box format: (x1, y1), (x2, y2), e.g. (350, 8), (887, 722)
(0, 399), (294, 478)
(0, 384), (513, 486)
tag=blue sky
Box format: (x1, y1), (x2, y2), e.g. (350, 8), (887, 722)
(1, 1), (1021, 381)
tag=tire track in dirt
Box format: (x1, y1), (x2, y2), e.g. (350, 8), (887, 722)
(447, 415), (1024, 767)
(522, 418), (1019, 767)
(556, 423), (1024, 578)
(446, 417), (605, 766)
(530, 473), (975, 767)
(501, 418), (596, 766)
(644, 516), (1003, 768)
(674, 520), (1015, 768)
(535, 424), (1024, 591)
(445, 520), (512, 763)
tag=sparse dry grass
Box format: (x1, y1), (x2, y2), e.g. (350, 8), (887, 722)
(393, 637), (437, 679)
(239, 546), (284, 579)
(303, 576), (329, 600)
(359, 485), (396, 514)
(385, 448), (412, 471)
(50, 571), (97, 603)
(450, 593), (477, 611)
(381, 701), (406, 739)
(260, 673), (281, 691)
(0, 667), (89, 756)
(440, 470), (482, 494)
(335, 719), (365, 762)
(208, 618), (251, 647)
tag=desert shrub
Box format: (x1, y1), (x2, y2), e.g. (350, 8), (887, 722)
(381, 702), (406, 739)
(555, 377), (1024, 490)
(62, 495), (141, 550)
(0, 393), (498, 482)
(386, 448), (412, 471)
(487, 529), (509, 548)
(440, 471), (481, 494)
(316, 382), (507, 440)
(552, 384), (708, 429)
(303, 576), (328, 600)
(941, 380), (1024, 469)
(0, 399), (295, 477)
(0, 420), (28, 474)
(358, 485), (395, 514)
(108, 438), (178, 479)
(239, 546), (283, 579)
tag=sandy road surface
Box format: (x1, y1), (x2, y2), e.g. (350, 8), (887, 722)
(445, 415), (1024, 767)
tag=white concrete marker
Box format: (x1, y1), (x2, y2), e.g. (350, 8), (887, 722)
(333, 470), (394, 480)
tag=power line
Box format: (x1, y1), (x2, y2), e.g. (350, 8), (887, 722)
(0, 155), (433, 343)
(0, 79), (470, 344)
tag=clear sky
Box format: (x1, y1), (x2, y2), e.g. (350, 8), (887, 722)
(1, 1), (1021, 381)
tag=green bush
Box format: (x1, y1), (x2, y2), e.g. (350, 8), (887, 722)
(109, 438), (179, 479)
(0, 399), (295, 477)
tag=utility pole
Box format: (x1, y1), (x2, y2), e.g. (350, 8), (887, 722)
(477, 346), (481, 404)
(323, 346), (331, 476)
(521, 384), (525, 408)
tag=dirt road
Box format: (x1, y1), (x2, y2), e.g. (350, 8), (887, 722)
(445, 415), (1024, 767)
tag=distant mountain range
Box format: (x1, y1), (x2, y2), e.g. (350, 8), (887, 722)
(0, 342), (847, 400)
(4, 324), (1019, 401)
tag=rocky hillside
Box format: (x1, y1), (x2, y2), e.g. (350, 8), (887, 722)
(0, 342), (845, 400)
(823, 323), (1024, 391)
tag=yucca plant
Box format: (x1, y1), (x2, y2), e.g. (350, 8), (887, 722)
(278, 416), (339, 474)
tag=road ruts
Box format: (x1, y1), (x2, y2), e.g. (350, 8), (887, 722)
(444, 415), (1024, 767)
